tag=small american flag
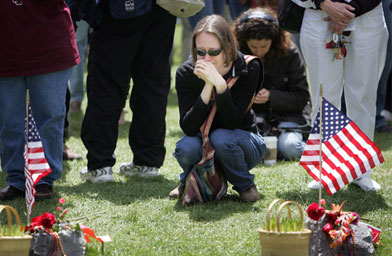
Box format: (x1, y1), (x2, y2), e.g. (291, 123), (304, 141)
(299, 98), (384, 195)
(24, 104), (51, 215)
(366, 223), (382, 243)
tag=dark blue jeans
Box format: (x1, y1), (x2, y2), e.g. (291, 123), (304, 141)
(0, 68), (70, 190)
(173, 129), (266, 192)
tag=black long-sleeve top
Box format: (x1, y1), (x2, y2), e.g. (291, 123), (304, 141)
(252, 46), (310, 125)
(175, 52), (263, 136)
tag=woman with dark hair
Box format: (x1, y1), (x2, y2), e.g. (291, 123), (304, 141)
(170, 15), (266, 202)
(233, 8), (311, 161)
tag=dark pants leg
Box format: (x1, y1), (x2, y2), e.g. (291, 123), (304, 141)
(64, 85), (70, 141)
(129, 6), (176, 167)
(81, 4), (175, 170)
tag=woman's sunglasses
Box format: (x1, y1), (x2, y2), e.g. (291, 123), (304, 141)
(195, 48), (222, 57)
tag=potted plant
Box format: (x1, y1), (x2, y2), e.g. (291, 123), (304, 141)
(0, 205), (32, 256)
(258, 199), (312, 256)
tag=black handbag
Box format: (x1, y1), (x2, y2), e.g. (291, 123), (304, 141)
(277, 0), (305, 34)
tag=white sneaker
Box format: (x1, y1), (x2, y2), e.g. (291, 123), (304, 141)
(353, 176), (381, 192)
(80, 166), (114, 183)
(308, 180), (322, 190)
(119, 162), (159, 177)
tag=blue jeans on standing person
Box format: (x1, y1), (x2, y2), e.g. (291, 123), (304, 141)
(277, 122), (306, 160)
(0, 68), (70, 191)
(173, 129), (266, 192)
(376, 0), (392, 129)
(70, 20), (89, 103)
(188, 0), (248, 29)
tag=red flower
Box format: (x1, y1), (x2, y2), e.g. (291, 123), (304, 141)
(40, 212), (56, 229)
(322, 223), (334, 235)
(325, 211), (338, 223)
(24, 213), (56, 233)
(30, 215), (43, 227)
(306, 203), (325, 221)
(352, 212), (360, 224)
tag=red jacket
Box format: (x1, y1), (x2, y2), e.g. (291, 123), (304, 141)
(0, 0), (79, 77)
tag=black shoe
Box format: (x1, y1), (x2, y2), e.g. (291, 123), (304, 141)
(0, 185), (24, 201)
(375, 124), (392, 133)
(35, 184), (53, 201)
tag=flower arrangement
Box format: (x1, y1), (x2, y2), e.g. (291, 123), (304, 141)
(25, 198), (103, 256)
(306, 200), (359, 249)
(24, 198), (80, 235)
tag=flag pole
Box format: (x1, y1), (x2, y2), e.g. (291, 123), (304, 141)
(318, 84), (323, 205)
(25, 89), (30, 225)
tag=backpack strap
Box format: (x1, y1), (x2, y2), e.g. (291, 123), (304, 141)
(200, 76), (239, 136)
(200, 55), (263, 135)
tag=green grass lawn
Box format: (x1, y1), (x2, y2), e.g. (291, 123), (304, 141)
(1, 23), (391, 255)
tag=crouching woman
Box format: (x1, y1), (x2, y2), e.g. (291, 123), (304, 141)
(169, 15), (265, 202)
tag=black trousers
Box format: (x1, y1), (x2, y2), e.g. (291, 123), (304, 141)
(81, 3), (176, 170)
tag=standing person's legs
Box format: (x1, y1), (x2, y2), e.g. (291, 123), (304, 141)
(181, 18), (193, 63)
(63, 83), (83, 161)
(0, 77), (28, 192)
(227, 0), (249, 20)
(344, 3), (388, 141)
(188, 0), (215, 29)
(346, 6), (387, 191)
(70, 20), (89, 113)
(81, 9), (135, 174)
(375, 0), (392, 132)
(300, 9), (344, 124)
(27, 69), (70, 187)
(290, 33), (304, 60)
(344, 5), (386, 192)
(127, 5), (176, 169)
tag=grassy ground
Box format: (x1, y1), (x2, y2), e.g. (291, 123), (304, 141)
(1, 23), (391, 255)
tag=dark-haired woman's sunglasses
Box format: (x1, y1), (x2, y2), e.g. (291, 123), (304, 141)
(195, 48), (222, 57)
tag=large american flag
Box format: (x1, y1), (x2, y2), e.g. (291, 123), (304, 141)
(299, 98), (384, 195)
(24, 105), (51, 215)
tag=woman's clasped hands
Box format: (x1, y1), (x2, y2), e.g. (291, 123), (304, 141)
(194, 59), (227, 93)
